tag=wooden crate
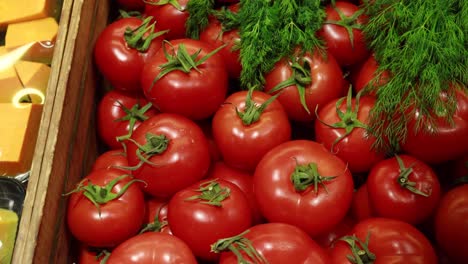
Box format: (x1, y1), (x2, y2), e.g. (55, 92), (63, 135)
(12, 0), (110, 263)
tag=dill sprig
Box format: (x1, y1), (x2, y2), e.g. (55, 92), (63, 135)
(362, 0), (468, 151)
(186, 0), (215, 39)
(238, 0), (325, 89)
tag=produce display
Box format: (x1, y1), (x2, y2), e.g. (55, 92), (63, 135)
(66, 0), (468, 263)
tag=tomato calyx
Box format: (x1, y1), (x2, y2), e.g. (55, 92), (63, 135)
(126, 133), (170, 169)
(290, 161), (337, 193)
(325, 3), (365, 49)
(211, 230), (268, 264)
(395, 155), (430, 197)
(124, 16), (168, 52)
(340, 232), (376, 264)
(118, 9), (142, 19)
(64, 174), (143, 216)
(316, 88), (368, 153)
(150, 41), (226, 90)
(94, 250), (111, 264)
(140, 206), (168, 234)
(185, 179), (231, 207)
(268, 57), (312, 114)
(143, 0), (185, 11)
(115, 102), (153, 143)
(236, 88), (281, 126)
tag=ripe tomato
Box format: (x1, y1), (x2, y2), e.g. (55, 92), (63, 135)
(141, 39), (228, 120)
(319, 1), (369, 66)
(142, 198), (172, 234)
(78, 246), (110, 264)
(264, 50), (345, 122)
(66, 169), (146, 248)
(315, 90), (385, 173)
(212, 90), (291, 172)
(315, 215), (355, 251)
(168, 179), (252, 261)
(91, 149), (130, 174)
(401, 87), (468, 164)
(97, 90), (157, 149)
(200, 4), (241, 79)
(94, 17), (166, 93)
(330, 218), (437, 264)
(352, 54), (390, 94)
(434, 184), (468, 263)
(253, 140), (354, 237)
(366, 155), (441, 225)
(350, 183), (375, 222)
(217, 223), (329, 264)
(144, 0), (189, 40)
(107, 232), (197, 264)
(126, 113), (211, 198)
(207, 161), (263, 224)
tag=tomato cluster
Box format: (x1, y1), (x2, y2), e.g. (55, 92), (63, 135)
(68, 0), (468, 263)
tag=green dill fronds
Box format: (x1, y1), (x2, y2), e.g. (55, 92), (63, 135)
(363, 0), (468, 151)
(186, 0), (215, 39)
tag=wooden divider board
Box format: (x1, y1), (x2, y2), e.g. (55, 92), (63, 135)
(12, 0), (110, 263)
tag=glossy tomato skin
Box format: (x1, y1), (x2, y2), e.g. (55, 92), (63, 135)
(97, 90), (158, 149)
(212, 90), (291, 172)
(352, 54), (389, 94)
(319, 2), (369, 66)
(200, 4), (241, 79)
(94, 17), (165, 93)
(144, 198), (172, 234)
(66, 169), (146, 248)
(350, 183), (375, 221)
(141, 39), (228, 120)
(264, 51), (345, 122)
(330, 218), (437, 264)
(435, 184), (468, 263)
(219, 223), (329, 264)
(207, 161), (263, 224)
(91, 149), (130, 174)
(402, 88), (468, 164)
(168, 179), (252, 261)
(315, 95), (385, 173)
(253, 140), (354, 237)
(367, 155), (441, 225)
(144, 0), (189, 40)
(126, 113), (211, 198)
(107, 232), (197, 264)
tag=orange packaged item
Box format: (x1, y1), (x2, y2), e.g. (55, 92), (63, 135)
(0, 103), (43, 176)
(0, 0), (53, 28)
(0, 47), (23, 103)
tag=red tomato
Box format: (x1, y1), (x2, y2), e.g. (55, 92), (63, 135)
(78, 246), (111, 264)
(116, 0), (144, 11)
(94, 17), (166, 93)
(207, 161), (263, 224)
(350, 183), (375, 222)
(319, 1), (369, 66)
(217, 223), (329, 264)
(330, 218), (437, 264)
(367, 155), (441, 225)
(197, 119), (222, 163)
(402, 88), (468, 164)
(434, 184), (468, 263)
(97, 90), (157, 149)
(315, 215), (355, 251)
(126, 113), (211, 198)
(144, 0), (189, 40)
(264, 51), (345, 122)
(212, 90), (291, 171)
(141, 39), (228, 120)
(168, 179), (252, 261)
(107, 232), (197, 264)
(66, 169), (146, 248)
(253, 140), (354, 237)
(92, 149), (130, 174)
(200, 4), (241, 79)
(352, 54), (390, 94)
(142, 198), (172, 234)
(315, 91), (385, 173)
